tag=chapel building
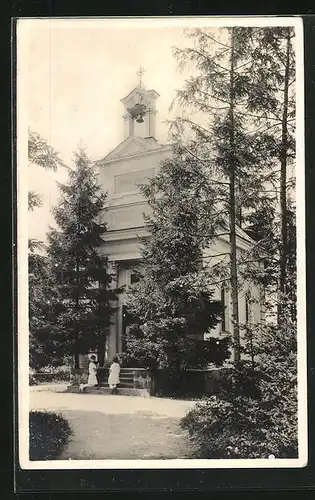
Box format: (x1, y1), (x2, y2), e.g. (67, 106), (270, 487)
(96, 80), (263, 362)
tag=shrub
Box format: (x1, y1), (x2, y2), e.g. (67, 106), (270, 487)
(29, 364), (71, 385)
(181, 392), (297, 459)
(181, 323), (298, 459)
(29, 411), (72, 460)
(29, 374), (38, 386)
(32, 372), (70, 384)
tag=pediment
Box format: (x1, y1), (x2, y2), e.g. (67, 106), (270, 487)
(100, 136), (166, 163)
(220, 218), (254, 245)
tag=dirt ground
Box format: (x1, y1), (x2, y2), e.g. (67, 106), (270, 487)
(30, 387), (198, 460)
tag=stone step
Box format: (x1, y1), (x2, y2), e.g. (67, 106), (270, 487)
(67, 385), (149, 397)
(100, 382), (135, 388)
(106, 375), (134, 381)
(98, 377), (134, 384)
(101, 367), (145, 371)
(119, 369), (146, 373)
(98, 371), (142, 378)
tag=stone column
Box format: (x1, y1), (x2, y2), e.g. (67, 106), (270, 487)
(107, 260), (119, 360)
(145, 108), (157, 138)
(123, 114), (134, 139)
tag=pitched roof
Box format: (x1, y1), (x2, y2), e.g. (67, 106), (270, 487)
(97, 136), (170, 163)
(221, 218), (254, 244)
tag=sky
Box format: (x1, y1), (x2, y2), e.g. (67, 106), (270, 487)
(19, 18), (300, 243)
(23, 20), (197, 241)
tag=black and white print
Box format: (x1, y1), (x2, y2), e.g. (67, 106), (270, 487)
(17, 17), (306, 469)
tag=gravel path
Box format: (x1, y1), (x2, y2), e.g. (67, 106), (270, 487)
(30, 387), (198, 460)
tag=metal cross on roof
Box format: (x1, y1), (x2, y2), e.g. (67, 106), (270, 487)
(137, 66), (145, 86)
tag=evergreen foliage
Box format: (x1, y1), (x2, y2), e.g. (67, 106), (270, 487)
(28, 129), (66, 211)
(124, 145), (227, 373)
(28, 129), (66, 171)
(171, 27), (273, 362)
(42, 147), (121, 367)
(174, 26), (298, 458)
(181, 320), (297, 458)
(28, 130), (68, 368)
(172, 25), (296, 332)
(29, 411), (72, 460)
(29, 241), (65, 369)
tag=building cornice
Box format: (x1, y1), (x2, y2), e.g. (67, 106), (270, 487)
(101, 224), (253, 252)
(96, 143), (172, 167)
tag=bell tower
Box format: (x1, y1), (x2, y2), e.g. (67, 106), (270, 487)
(120, 67), (159, 140)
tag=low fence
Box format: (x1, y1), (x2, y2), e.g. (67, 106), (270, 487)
(99, 367), (225, 397)
(150, 368), (224, 398)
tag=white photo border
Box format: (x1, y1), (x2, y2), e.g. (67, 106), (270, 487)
(17, 15), (307, 470)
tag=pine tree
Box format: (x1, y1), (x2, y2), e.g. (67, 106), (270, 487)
(245, 27), (296, 322)
(172, 27), (269, 363)
(28, 129), (67, 210)
(181, 317), (298, 458)
(28, 130), (66, 368)
(124, 145), (226, 379)
(29, 241), (70, 368)
(171, 26), (296, 354)
(29, 241), (52, 368)
(47, 146), (121, 368)
(175, 27), (297, 458)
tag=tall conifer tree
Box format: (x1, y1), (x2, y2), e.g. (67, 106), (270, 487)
(124, 145), (227, 377)
(245, 27), (296, 322)
(28, 129), (67, 211)
(47, 147), (121, 368)
(28, 130), (66, 368)
(172, 27), (264, 362)
(171, 25), (296, 356)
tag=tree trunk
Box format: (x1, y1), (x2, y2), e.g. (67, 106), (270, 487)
(229, 28), (241, 364)
(74, 346), (80, 370)
(278, 29), (291, 324)
(74, 259), (80, 369)
(236, 178), (243, 228)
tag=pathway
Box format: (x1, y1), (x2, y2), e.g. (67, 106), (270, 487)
(30, 386), (198, 460)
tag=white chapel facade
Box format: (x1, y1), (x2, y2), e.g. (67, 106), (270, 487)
(96, 79), (263, 362)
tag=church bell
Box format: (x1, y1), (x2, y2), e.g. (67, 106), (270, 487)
(127, 102), (146, 123)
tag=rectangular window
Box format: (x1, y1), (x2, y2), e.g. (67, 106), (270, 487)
(245, 295), (250, 324)
(122, 305), (133, 352)
(130, 272), (139, 285)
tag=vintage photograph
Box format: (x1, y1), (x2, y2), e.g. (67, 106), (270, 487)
(17, 17), (306, 469)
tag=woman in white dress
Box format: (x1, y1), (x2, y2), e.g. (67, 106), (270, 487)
(87, 355), (98, 386)
(108, 356), (120, 394)
(79, 355), (98, 392)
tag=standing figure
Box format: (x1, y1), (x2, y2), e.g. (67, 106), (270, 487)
(79, 354), (98, 392)
(87, 355), (98, 386)
(108, 356), (120, 394)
